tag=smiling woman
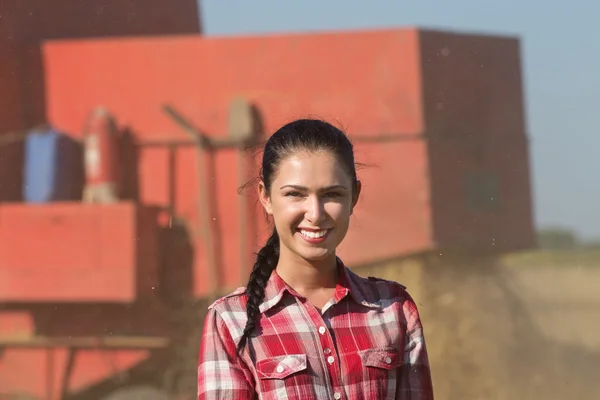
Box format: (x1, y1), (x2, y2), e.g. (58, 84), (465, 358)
(197, 119), (434, 400)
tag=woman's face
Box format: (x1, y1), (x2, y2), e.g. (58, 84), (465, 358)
(259, 150), (360, 263)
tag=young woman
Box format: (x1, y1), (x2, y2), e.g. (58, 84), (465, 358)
(197, 119), (434, 400)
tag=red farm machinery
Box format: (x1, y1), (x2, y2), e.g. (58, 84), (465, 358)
(0, 1), (535, 398)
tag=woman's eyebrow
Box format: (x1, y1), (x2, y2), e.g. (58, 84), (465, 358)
(279, 184), (347, 191)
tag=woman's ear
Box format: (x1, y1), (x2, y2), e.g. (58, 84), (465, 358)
(350, 180), (361, 215)
(258, 181), (273, 215)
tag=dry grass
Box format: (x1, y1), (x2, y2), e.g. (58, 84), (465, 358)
(353, 250), (600, 400)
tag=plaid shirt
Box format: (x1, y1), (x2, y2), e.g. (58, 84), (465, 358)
(198, 259), (434, 400)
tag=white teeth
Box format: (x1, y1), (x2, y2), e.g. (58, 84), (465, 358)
(300, 229), (328, 239)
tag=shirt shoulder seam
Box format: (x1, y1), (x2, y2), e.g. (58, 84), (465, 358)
(208, 286), (248, 310)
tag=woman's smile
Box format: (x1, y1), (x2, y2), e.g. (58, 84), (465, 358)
(297, 227), (332, 244)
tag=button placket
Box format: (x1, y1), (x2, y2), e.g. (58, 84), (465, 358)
(301, 298), (345, 400)
(316, 317), (344, 400)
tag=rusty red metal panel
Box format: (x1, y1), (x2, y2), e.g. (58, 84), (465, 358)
(0, 42), (47, 133)
(419, 30), (535, 252)
(0, 0), (200, 43)
(0, 202), (160, 302)
(0, 132), (25, 202)
(0, 45), (27, 133)
(43, 29), (423, 140)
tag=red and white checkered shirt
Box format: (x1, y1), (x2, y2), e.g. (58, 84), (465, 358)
(197, 259), (434, 400)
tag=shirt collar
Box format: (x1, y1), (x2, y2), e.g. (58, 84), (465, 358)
(258, 257), (382, 313)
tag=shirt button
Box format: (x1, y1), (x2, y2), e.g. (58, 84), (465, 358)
(327, 356), (335, 364)
(334, 393), (341, 400)
(276, 366), (284, 373)
(385, 356), (392, 364)
(318, 326), (326, 335)
(324, 348), (332, 355)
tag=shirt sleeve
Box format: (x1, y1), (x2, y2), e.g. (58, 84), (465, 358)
(197, 307), (256, 400)
(397, 294), (435, 400)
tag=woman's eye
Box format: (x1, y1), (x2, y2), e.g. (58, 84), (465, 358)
(284, 191), (342, 199)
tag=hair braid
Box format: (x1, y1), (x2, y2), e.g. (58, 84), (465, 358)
(236, 229), (280, 354)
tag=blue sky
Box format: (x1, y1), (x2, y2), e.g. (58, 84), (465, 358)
(200, 0), (599, 240)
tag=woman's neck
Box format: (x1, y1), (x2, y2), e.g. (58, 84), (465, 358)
(275, 249), (339, 293)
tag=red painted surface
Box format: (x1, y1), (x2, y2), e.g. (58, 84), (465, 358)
(0, 202), (160, 302)
(419, 30), (535, 251)
(0, 347), (150, 399)
(43, 30), (423, 140)
(0, 45), (28, 133)
(0, 132), (25, 202)
(0, 301), (171, 398)
(338, 139), (432, 264)
(0, 0), (200, 43)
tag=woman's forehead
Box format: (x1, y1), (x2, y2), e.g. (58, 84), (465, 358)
(274, 152), (350, 185)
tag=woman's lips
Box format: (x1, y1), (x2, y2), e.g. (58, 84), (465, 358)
(297, 228), (331, 244)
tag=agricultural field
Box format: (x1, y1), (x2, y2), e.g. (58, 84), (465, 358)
(355, 249), (600, 400)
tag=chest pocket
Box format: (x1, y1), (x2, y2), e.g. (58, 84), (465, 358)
(360, 347), (402, 400)
(256, 354), (311, 400)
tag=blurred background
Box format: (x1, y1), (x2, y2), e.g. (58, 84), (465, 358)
(0, 0), (598, 399)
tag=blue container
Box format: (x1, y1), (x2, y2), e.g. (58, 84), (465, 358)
(23, 128), (83, 203)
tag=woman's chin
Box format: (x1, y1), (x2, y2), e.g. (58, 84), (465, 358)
(296, 247), (334, 262)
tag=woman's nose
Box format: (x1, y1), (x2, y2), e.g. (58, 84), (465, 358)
(305, 195), (325, 223)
